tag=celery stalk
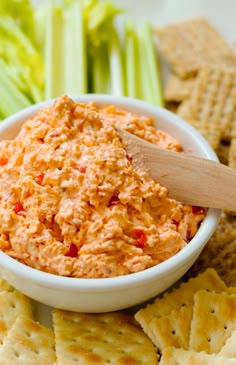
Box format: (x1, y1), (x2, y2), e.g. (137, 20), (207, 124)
(0, 16), (44, 103)
(0, 0), (37, 47)
(139, 21), (164, 106)
(92, 43), (110, 93)
(84, 1), (122, 49)
(2, 62), (26, 94)
(64, 0), (87, 95)
(44, 1), (65, 99)
(124, 21), (140, 99)
(109, 30), (125, 96)
(137, 26), (153, 103)
(34, 1), (47, 52)
(0, 17), (36, 54)
(27, 78), (44, 103)
(0, 59), (31, 117)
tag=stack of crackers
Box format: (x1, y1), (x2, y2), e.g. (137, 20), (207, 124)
(155, 16), (236, 285)
(135, 268), (236, 364)
(4, 268), (236, 364)
(0, 278), (56, 364)
(157, 17), (236, 165)
(0, 276), (158, 364)
(51, 268), (236, 364)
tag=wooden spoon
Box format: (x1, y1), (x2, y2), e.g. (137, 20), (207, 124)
(116, 127), (236, 210)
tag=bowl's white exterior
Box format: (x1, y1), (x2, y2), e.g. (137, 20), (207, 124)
(0, 95), (221, 312)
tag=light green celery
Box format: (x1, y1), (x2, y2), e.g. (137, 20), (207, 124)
(0, 59), (32, 118)
(139, 21), (164, 106)
(92, 43), (110, 93)
(0, 42), (44, 103)
(124, 20), (140, 99)
(34, 1), (48, 52)
(109, 30), (125, 96)
(12, 46), (44, 103)
(2, 61), (26, 94)
(137, 26), (152, 103)
(44, 1), (65, 99)
(0, 17), (44, 103)
(0, 81), (16, 118)
(0, 0), (37, 47)
(21, 61), (44, 103)
(64, 0), (87, 95)
(0, 17), (36, 55)
(83, 0), (122, 49)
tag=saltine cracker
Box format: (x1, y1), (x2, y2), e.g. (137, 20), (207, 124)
(53, 309), (158, 365)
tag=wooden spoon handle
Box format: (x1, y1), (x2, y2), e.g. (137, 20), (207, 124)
(117, 127), (236, 210)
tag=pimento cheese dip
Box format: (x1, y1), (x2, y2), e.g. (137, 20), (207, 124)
(0, 95), (205, 278)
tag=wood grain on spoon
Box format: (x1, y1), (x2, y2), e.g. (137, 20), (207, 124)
(116, 127), (236, 210)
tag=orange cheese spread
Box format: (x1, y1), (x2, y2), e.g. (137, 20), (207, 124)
(0, 95), (205, 278)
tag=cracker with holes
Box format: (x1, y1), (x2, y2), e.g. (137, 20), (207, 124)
(0, 316), (56, 365)
(159, 347), (236, 365)
(148, 305), (192, 351)
(156, 17), (236, 78)
(189, 290), (236, 353)
(184, 214), (236, 286)
(0, 290), (33, 345)
(135, 268), (227, 341)
(177, 66), (236, 150)
(53, 309), (158, 365)
(219, 329), (236, 357)
(164, 74), (195, 102)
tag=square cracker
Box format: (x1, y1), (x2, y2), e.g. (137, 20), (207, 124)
(219, 329), (236, 357)
(177, 66), (236, 150)
(149, 305), (192, 351)
(189, 290), (236, 353)
(187, 118), (222, 151)
(164, 74), (195, 102)
(53, 309), (158, 365)
(184, 214), (236, 286)
(0, 316), (56, 365)
(156, 17), (236, 78)
(0, 291), (33, 345)
(159, 347), (236, 365)
(135, 268), (227, 339)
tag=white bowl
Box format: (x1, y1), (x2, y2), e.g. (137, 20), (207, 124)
(0, 95), (221, 312)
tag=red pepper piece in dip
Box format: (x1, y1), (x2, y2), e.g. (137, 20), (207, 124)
(13, 202), (24, 215)
(108, 195), (119, 206)
(134, 229), (147, 249)
(65, 243), (78, 258)
(192, 206), (205, 215)
(34, 172), (45, 185)
(0, 157), (8, 166)
(72, 165), (87, 173)
(172, 219), (179, 228)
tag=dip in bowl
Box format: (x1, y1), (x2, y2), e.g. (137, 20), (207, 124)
(0, 94), (221, 312)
